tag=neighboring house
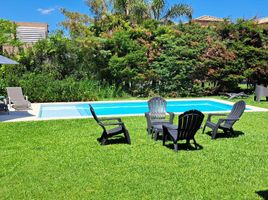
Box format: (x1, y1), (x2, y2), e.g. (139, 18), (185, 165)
(3, 22), (48, 53)
(191, 15), (225, 26)
(15, 22), (48, 43)
(255, 17), (268, 25)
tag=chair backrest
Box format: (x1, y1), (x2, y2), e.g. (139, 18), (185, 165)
(224, 100), (246, 128)
(6, 87), (25, 101)
(148, 97), (167, 120)
(177, 110), (204, 140)
(89, 104), (105, 130)
(256, 85), (268, 96)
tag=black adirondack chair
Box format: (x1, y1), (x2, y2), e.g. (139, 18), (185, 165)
(89, 104), (131, 145)
(145, 97), (174, 136)
(202, 100), (246, 139)
(163, 110), (204, 151)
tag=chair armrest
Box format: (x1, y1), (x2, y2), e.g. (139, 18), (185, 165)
(219, 118), (239, 122)
(100, 117), (122, 122)
(167, 112), (175, 124)
(145, 112), (150, 118)
(208, 113), (227, 117)
(207, 113), (227, 121)
(102, 122), (124, 126)
(163, 124), (177, 130)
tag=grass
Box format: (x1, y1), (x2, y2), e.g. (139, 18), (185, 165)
(0, 96), (268, 199)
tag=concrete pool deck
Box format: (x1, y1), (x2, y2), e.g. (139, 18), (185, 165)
(0, 98), (267, 122)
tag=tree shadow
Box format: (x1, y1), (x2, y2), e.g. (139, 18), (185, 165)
(205, 130), (245, 139)
(256, 190), (268, 200)
(97, 136), (129, 145)
(0, 110), (35, 122)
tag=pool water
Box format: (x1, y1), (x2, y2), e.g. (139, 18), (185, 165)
(39, 99), (249, 119)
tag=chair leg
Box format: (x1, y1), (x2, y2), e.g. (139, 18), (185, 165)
(163, 133), (166, 146)
(212, 127), (218, 139)
(193, 138), (198, 149)
(174, 142), (178, 152)
(98, 132), (105, 142)
(186, 139), (190, 150)
(147, 128), (151, 135)
(100, 137), (107, 145)
(154, 132), (158, 141)
(124, 130), (131, 144)
(202, 124), (206, 134)
(229, 127), (234, 135)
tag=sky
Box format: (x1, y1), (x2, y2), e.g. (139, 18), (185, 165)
(1, 0), (268, 33)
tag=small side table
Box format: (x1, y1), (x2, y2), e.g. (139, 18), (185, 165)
(152, 123), (177, 141)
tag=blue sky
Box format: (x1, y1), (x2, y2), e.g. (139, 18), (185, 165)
(1, 0), (268, 32)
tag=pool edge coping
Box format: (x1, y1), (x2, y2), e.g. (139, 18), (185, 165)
(2, 98), (268, 122)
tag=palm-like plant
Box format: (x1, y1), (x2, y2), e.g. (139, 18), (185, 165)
(150, 0), (192, 22)
(86, 0), (192, 24)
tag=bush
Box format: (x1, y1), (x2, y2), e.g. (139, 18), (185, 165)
(18, 73), (127, 102)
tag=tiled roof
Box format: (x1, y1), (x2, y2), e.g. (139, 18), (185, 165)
(193, 15), (224, 22)
(256, 17), (268, 24)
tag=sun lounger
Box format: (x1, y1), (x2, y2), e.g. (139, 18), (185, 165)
(6, 87), (31, 110)
(223, 92), (249, 100)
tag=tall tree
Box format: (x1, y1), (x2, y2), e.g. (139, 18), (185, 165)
(150, 0), (192, 22)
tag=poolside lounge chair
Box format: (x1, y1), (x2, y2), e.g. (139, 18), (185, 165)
(223, 92), (249, 100)
(145, 97), (174, 136)
(89, 104), (131, 145)
(254, 85), (268, 102)
(202, 100), (246, 139)
(162, 110), (204, 151)
(6, 87), (31, 110)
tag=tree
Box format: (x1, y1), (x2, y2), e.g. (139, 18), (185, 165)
(150, 0), (192, 22)
(0, 19), (21, 53)
(60, 9), (93, 38)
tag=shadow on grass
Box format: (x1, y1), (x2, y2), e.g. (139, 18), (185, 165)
(151, 135), (203, 151)
(97, 136), (129, 145)
(164, 142), (203, 151)
(204, 130), (245, 139)
(256, 190), (268, 200)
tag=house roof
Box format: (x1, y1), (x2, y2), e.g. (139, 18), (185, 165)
(193, 15), (224, 22)
(256, 17), (268, 24)
(15, 22), (48, 28)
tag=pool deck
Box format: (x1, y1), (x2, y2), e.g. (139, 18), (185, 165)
(0, 98), (267, 122)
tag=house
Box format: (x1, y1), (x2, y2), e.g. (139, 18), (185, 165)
(15, 22), (48, 43)
(191, 15), (225, 26)
(255, 17), (268, 25)
(3, 22), (48, 54)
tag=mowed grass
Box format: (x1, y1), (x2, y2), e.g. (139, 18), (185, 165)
(0, 97), (268, 199)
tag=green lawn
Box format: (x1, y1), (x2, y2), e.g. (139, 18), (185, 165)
(1, 97), (268, 199)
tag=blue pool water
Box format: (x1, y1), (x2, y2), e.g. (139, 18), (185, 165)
(39, 99), (250, 119)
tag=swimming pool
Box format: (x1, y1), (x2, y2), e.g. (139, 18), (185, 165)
(39, 99), (252, 119)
